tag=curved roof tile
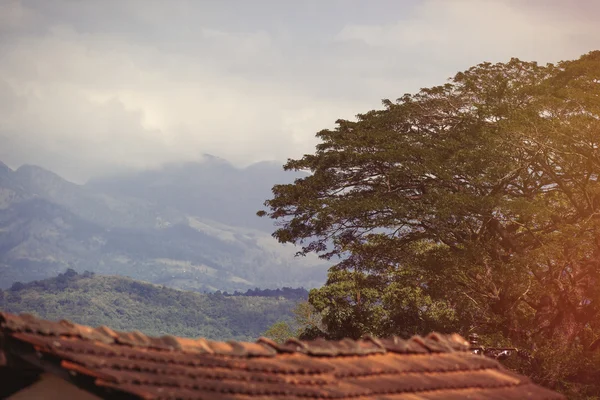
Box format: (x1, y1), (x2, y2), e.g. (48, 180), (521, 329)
(0, 311), (564, 399)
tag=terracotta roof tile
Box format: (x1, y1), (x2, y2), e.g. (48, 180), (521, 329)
(0, 311), (565, 399)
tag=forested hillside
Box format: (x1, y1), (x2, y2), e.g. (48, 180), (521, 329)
(0, 270), (300, 340)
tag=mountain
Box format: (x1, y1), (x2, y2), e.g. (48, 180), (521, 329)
(86, 156), (305, 232)
(0, 158), (328, 291)
(0, 270), (300, 340)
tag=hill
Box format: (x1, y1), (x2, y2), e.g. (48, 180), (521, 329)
(0, 270), (301, 340)
(0, 157), (328, 291)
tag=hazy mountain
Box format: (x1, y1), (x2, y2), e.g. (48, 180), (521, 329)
(0, 157), (328, 291)
(86, 155), (306, 232)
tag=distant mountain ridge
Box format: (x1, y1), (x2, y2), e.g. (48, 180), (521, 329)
(0, 157), (328, 291)
(86, 157), (304, 232)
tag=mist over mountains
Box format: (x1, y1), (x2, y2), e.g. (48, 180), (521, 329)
(0, 156), (328, 291)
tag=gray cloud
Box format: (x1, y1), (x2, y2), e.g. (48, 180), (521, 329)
(1, 0), (599, 182)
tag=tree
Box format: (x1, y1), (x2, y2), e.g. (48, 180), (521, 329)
(262, 320), (295, 344)
(293, 300), (328, 339)
(262, 301), (327, 342)
(259, 51), (600, 396)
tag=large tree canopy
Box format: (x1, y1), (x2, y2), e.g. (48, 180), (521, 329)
(259, 52), (600, 395)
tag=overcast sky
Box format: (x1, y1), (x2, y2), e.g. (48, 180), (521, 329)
(1, 0), (599, 183)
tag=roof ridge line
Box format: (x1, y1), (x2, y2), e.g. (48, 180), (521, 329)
(2, 311), (468, 357)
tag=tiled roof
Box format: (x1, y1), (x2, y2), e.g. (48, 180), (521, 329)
(0, 311), (564, 399)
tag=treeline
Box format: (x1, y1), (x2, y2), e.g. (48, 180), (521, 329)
(5, 269), (309, 301)
(217, 287), (308, 301)
(6, 268), (94, 293)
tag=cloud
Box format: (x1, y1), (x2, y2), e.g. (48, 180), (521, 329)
(0, 22), (360, 182)
(336, 0), (599, 67)
(0, 0), (37, 32)
(0, 0), (599, 182)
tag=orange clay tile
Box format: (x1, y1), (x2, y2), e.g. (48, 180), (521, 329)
(0, 311), (565, 399)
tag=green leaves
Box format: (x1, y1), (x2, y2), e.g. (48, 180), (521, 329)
(262, 321), (295, 344)
(261, 301), (327, 342)
(260, 51), (600, 396)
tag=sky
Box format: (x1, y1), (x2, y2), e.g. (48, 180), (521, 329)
(0, 0), (599, 183)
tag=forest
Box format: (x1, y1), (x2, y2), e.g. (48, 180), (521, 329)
(1, 269), (299, 341)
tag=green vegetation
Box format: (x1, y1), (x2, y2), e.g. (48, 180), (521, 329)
(0, 269), (299, 341)
(262, 321), (295, 344)
(229, 287), (309, 300)
(262, 301), (325, 343)
(259, 51), (600, 398)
